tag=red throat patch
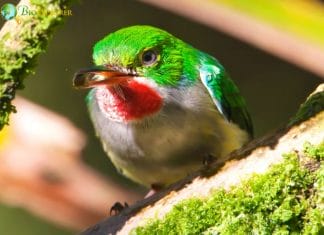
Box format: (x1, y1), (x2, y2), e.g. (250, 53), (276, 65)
(96, 80), (163, 122)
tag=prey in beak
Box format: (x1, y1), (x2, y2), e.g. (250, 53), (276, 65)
(73, 65), (135, 89)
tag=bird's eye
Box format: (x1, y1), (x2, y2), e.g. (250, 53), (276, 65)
(141, 50), (158, 66)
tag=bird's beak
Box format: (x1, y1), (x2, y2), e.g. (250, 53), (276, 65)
(73, 66), (133, 89)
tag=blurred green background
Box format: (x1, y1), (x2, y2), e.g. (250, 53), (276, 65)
(0, 0), (322, 234)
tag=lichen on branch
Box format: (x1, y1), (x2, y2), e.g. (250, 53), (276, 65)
(289, 84), (324, 126)
(80, 84), (323, 235)
(0, 0), (74, 130)
(133, 142), (323, 235)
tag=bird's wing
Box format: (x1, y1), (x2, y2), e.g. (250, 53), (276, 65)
(199, 56), (253, 137)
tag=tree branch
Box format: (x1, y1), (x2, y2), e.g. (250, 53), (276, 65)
(80, 84), (324, 234)
(0, 0), (74, 130)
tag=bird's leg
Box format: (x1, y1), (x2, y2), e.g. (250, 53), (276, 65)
(203, 153), (216, 166)
(109, 201), (129, 215)
(145, 183), (163, 198)
(201, 153), (218, 177)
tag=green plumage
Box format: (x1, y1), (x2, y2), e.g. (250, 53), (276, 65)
(93, 25), (253, 136)
(199, 52), (253, 137)
(93, 25), (198, 86)
(77, 25), (253, 187)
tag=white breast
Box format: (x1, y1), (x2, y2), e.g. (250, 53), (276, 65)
(88, 82), (249, 187)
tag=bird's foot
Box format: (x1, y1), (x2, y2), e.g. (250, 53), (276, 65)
(201, 154), (217, 177)
(145, 183), (163, 198)
(109, 202), (129, 215)
(203, 154), (216, 166)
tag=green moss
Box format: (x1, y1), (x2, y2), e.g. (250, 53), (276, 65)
(289, 87), (324, 126)
(133, 143), (323, 235)
(304, 142), (324, 161)
(0, 0), (74, 130)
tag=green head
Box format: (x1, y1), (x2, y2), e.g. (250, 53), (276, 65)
(92, 25), (198, 86)
(72, 25), (253, 136)
(72, 26), (202, 122)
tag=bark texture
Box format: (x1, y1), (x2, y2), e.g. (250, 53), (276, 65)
(80, 84), (324, 235)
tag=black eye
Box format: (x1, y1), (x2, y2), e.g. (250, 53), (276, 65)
(141, 50), (158, 66)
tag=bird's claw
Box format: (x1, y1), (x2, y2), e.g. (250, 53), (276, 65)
(109, 202), (129, 215)
(203, 154), (216, 166)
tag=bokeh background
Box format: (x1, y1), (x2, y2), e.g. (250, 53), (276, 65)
(0, 0), (322, 234)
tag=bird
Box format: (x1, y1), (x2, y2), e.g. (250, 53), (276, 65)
(73, 25), (253, 190)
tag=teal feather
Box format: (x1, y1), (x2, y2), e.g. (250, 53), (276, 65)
(199, 52), (254, 137)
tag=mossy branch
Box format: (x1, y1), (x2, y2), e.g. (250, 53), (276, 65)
(80, 84), (324, 235)
(0, 0), (74, 130)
